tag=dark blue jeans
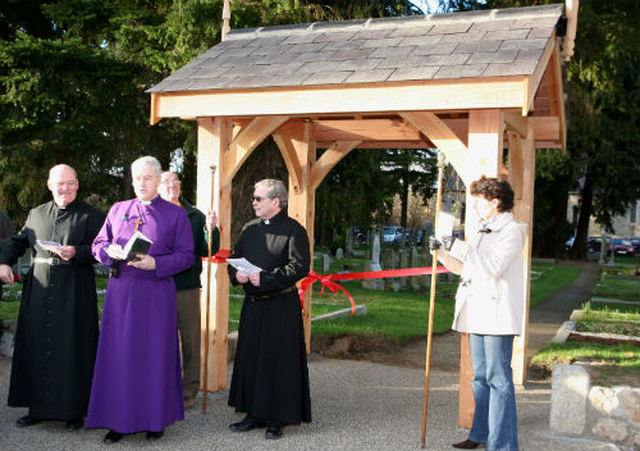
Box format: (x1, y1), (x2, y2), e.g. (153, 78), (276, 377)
(468, 334), (519, 451)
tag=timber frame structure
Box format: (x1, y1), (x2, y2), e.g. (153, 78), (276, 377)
(148, 3), (577, 427)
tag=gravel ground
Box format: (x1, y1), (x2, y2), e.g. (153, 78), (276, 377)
(0, 354), (618, 451)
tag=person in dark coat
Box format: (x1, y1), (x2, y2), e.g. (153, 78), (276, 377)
(0, 208), (17, 300)
(228, 178), (311, 440)
(0, 164), (104, 430)
(159, 171), (220, 410)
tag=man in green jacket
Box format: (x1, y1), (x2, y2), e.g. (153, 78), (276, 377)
(160, 171), (219, 409)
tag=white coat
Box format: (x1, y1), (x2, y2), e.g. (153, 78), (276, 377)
(440, 212), (526, 336)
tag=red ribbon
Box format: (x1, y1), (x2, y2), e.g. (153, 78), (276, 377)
(201, 249), (231, 263)
(202, 252), (449, 318)
(299, 266), (449, 316)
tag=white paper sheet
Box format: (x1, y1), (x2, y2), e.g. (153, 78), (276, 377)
(226, 257), (262, 275)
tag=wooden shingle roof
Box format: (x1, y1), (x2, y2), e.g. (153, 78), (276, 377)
(149, 4), (564, 93)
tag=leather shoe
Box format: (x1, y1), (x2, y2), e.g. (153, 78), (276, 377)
(16, 415), (41, 427)
(452, 439), (481, 449)
(146, 430), (164, 440)
(104, 430), (123, 444)
(229, 415), (266, 432)
(265, 424), (283, 440)
(66, 418), (84, 430)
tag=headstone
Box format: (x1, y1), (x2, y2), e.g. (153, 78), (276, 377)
(399, 249), (409, 289)
(421, 227), (432, 289)
(385, 250), (400, 292)
(371, 234), (381, 264)
(322, 253), (331, 273)
(362, 234), (383, 290)
(550, 364), (589, 435)
(410, 247), (420, 291)
(335, 248), (344, 259)
(345, 227), (354, 257)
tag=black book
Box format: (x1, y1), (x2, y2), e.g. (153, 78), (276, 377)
(106, 230), (153, 261)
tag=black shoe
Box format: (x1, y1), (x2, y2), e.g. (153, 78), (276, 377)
(229, 415), (266, 432)
(66, 418), (84, 431)
(104, 430), (123, 444)
(265, 424), (283, 440)
(146, 431), (164, 440)
(452, 439), (480, 449)
(16, 415), (41, 427)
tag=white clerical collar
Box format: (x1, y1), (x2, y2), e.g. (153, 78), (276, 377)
(263, 219), (270, 225)
(140, 200), (152, 205)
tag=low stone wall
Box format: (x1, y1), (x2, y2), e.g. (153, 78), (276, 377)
(551, 364), (640, 450)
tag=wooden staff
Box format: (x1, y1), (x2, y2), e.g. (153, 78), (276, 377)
(202, 164), (217, 413)
(421, 153), (447, 448)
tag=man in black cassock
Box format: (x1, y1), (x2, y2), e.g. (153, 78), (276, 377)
(0, 164), (104, 430)
(228, 178), (311, 440)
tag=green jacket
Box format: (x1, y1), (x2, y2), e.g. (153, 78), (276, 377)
(173, 199), (220, 291)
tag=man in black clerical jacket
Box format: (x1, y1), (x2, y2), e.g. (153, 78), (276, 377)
(227, 178), (311, 440)
(0, 164), (104, 430)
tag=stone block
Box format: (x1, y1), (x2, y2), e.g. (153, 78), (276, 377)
(550, 364), (589, 435)
(618, 387), (640, 423)
(589, 386), (619, 416)
(592, 418), (628, 442)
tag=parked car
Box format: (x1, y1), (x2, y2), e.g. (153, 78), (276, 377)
(629, 238), (640, 254)
(609, 238), (636, 256)
(352, 228), (366, 245)
(383, 226), (404, 245)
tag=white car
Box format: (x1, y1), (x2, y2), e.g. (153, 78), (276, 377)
(383, 226), (404, 245)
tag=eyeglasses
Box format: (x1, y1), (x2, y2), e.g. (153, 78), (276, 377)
(252, 196), (270, 202)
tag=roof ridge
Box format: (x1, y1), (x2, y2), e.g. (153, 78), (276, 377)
(225, 4), (563, 41)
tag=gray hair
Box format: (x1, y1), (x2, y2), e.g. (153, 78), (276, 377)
(131, 156), (162, 178)
(255, 179), (288, 209)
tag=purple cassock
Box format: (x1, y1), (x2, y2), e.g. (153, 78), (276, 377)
(85, 196), (194, 434)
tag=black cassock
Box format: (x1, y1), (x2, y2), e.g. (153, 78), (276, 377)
(228, 210), (311, 425)
(0, 199), (104, 420)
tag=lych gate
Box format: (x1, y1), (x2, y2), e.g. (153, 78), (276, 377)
(148, 3), (576, 427)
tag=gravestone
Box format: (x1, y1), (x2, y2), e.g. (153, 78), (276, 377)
(335, 248), (344, 259)
(410, 247), (420, 291)
(345, 227), (353, 258)
(322, 253), (331, 273)
(399, 249), (409, 289)
(362, 234), (383, 290)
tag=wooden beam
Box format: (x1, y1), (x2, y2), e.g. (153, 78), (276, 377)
(504, 112), (528, 138)
(562, 0), (579, 61)
(525, 35), (557, 115)
(309, 141), (362, 191)
(284, 122), (317, 354)
(222, 116), (290, 182)
(196, 117), (233, 393)
(508, 120), (535, 386)
(459, 109), (504, 429)
(273, 133), (304, 195)
(152, 78), (529, 119)
(401, 111), (470, 185)
(318, 140), (430, 149)
(150, 92), (160, 125)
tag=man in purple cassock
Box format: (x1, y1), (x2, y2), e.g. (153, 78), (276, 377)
(85, 156), (194, 444)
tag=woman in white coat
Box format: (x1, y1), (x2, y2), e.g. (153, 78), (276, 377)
(431, 176), (525, 451)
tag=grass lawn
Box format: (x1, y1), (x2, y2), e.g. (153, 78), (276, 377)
(531, 264), (640, 385)
(531, 342), (640, 385)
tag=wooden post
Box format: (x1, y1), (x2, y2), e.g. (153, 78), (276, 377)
(277, 122), (317, 354)
(197, 117), (233, 393)
(507, 120), (535, 385)
(458, 110), (504, 428)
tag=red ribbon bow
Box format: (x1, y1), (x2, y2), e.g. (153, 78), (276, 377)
(298, 266), (449, 316)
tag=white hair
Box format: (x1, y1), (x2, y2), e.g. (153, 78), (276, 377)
(131, 156), (162, 178)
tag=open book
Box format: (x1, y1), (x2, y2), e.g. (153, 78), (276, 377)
(105, 230), (153, 261)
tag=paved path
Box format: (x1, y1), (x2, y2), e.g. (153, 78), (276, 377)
(0, 261), (619, 450)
